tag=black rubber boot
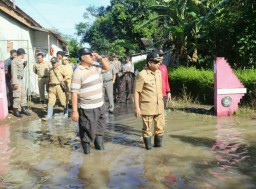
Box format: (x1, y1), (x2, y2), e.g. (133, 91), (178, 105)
(13, 108), (22, 117)
(81, 142), (90, 154)
(154, 135), (163, 147)
(143, 137), (152, 150)
(94, 135), (104, 150)
(21, 106), (31, 116)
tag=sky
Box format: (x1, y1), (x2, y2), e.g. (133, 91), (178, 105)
(15, 0), (111, 37)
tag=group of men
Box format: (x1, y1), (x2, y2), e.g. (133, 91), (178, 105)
(4, 47), (171, 153)
(4, 49), (74, 119)
(70, 48), (171, 154)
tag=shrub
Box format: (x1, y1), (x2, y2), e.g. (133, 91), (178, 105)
(169, 67), (214, 104)
(169, 67), (256, 107)
(134, 62), (256, 108)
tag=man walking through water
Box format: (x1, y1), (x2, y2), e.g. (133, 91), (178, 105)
(134, 52), (165, 150)
(71, 48), (110, 154)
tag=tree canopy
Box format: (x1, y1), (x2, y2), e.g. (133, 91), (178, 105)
(75, 0), (256, 68)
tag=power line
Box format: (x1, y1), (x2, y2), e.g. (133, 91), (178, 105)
(24, 0), (55, 29)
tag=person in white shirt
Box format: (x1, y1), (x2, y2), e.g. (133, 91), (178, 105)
(119, 55), (134, 103)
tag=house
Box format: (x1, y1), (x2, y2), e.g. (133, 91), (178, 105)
(0, 0), (68, 94)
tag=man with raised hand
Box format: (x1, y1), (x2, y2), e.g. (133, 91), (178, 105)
(71, 48), (110, 155)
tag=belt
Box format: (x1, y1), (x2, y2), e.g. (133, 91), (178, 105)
(17, 76), (23, 79)
(49, 83), (60, 86)
(40, 76), (48, 78)
(103, 79), (112, 83)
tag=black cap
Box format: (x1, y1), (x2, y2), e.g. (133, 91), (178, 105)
(50, 57), (58, 64)
(147, 52), (163, 62)
(78, 48), (92, 59)
(56, 51), (64, 57)
(157, 49), (164, 55)
(16, 48), (26, 55)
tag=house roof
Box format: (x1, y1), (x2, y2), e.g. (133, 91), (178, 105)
(0, 0), (67, 45)
(0, 0), (42, 28)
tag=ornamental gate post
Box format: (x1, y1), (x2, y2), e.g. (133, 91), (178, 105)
(0, 61), (8, 120)
(214, 57), (247, 116)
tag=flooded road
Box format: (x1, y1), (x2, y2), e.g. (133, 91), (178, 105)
(0, 104), (255, 189)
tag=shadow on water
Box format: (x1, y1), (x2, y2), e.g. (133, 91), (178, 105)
(170, 107), (215, 115)
(105, 123), (143, 148)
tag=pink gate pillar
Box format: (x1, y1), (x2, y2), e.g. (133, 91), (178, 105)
(0, 61), (8, 120)
(214, 57), (247, 116)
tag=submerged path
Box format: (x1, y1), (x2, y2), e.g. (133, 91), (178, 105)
(0, 103), (255, 189)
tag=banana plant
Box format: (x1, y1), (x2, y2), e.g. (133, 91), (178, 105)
(138, 0), (231, 65)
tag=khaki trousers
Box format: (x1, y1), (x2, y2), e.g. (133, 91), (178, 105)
(38, 77), (49, 101)
(13, 79), (27, 108)
(48, 85), (66, 106)
(142, 113), (165, 137)
(103, 80), (114, 111)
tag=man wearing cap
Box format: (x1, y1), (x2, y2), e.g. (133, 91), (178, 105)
(158, 50), (171, 108)
(71, 48), (110, 154)
(134, 52), (165, 150)
(62, 57), (74, 106)
(4, 49), (17, 111)
(11, 48), (31, 117)
(42, 57), (69, 120)
(33, 53), (51, 104)
(111, 53), (122, 101)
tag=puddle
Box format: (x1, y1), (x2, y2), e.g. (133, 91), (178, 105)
(0, 104), (255, 189)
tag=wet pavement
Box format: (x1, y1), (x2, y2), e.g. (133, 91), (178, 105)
(0, 103), (256, 189)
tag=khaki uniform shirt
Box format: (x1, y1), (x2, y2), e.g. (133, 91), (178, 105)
(134, 69), (164, 115)
(61, 63), (73, 80)
(33, 61), (51, 78)
(49, 66), (67, 84)
(11, 58), (24, 85)
(111, 60), (121, 73)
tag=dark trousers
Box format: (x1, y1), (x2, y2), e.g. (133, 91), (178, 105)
(6, 80), (13, 108)
(78, 105), (106, 143)
(119, 74), (132, 101)
(113, 73), (120, 100)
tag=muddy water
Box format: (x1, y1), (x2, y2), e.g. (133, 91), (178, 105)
(0, 104), (255, 189)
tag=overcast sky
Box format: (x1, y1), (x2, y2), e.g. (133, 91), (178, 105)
(15, 0), (110, 36)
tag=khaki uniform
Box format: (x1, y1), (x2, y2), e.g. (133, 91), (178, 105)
(11, 58), (27, 108)
(61, 63), (73, 103)
(134, 69), (165, 137)
(33, 61), (51, 101)
(48, 66), (67, 106)
(112, 60), (122, 100)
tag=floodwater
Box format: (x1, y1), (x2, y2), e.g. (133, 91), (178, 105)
(0, 104), (255, 189)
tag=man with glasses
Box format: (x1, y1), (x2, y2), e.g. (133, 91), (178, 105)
(71, 48), (110, 155)
(134, 52), (165, 150)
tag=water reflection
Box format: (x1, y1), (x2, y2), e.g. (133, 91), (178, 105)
(0, 124), (15, 188)
(0, 106), (255, 189)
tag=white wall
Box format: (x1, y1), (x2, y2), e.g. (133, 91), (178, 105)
(132, 54), (147, 64)
(0, 13), (38, 94)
